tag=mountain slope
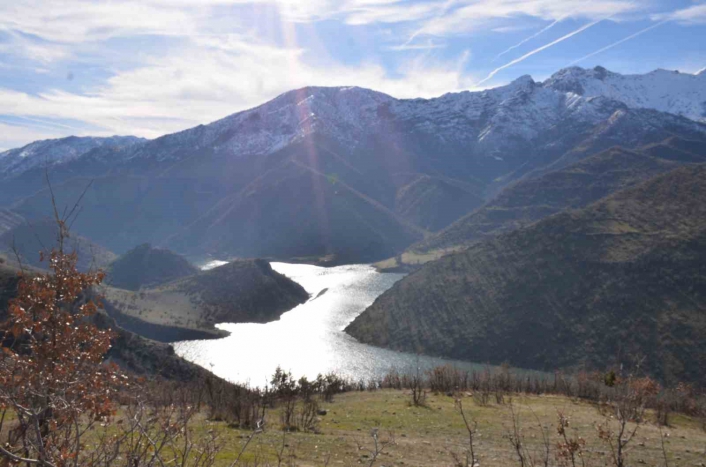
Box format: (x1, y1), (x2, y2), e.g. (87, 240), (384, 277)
(103, 259), (309, 339)
(0, 209), (24, 235)
(107, 244), (199, 290)
(411, 138), (706, 255)
(0, 219), (116, 271)
(347, 165), (706, 385)
(4, 67), (706, 262)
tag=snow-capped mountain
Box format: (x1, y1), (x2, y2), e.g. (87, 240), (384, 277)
(3, 66), (705, 180)
(543, 66), (706, 122)
(2, 66), (705, 263)
(127, 66), (706, 170)
(0, 135), (144, 177)
(128, 86), (393, 163)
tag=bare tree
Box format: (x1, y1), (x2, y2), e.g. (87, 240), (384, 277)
(356, 428), (395, 467)
(596, 375), (660, 467)
(450, 398), (479, 467)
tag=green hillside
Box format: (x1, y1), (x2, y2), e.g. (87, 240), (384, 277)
(347, 165), (706, 385)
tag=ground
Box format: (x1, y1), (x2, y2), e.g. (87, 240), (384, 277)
(200, 390), (706, 467)
(373, 249), (456, 272)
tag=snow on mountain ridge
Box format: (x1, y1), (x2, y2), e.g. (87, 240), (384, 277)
(0, 135), (144, 177)
(543, 65), (706, 122)
(3, 67), (705, 178)
(128, 86), (394, 162)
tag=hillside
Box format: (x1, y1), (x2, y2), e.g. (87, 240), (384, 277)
(103, 259), (309, 340)
(4, 67), (706, 263)
(347, 165), (706, 386)
(408, 138), (706, 257)
(106, 243), (199, 290)
(0, 256), (211, 381)
(0, 209), (24, 236)
(0, 219), (117, 272)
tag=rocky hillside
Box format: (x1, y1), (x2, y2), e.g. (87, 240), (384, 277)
(347, 165), (706, 386)
(4, 67), (706, 263)
(104, 259), (309, 340)
(411, 138), (706, 255)
(106, 243), (199, 290)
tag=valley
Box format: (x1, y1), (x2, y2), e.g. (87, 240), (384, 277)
(1, 65), (705, 399)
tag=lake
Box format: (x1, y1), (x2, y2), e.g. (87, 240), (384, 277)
(173, 262), (489, 387)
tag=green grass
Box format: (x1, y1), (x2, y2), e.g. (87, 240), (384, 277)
(188, 390), (706, 466)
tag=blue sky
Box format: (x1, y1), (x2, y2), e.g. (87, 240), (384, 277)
(0, 0), (704, 150)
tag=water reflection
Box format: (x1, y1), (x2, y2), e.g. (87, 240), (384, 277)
(174, 262), (488, 386)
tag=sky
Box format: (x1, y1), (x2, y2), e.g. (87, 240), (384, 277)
(0, 0), (705, 151)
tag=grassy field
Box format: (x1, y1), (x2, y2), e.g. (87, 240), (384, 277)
(194, 390), (706, 467)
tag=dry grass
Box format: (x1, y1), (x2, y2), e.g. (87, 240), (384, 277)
(191, 390), (706, 467)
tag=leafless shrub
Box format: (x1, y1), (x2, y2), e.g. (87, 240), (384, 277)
(448, 398), (479, 467)
(295, 398), (319, 432)
(356, 428), (395, 467)
(556, 411), (586, 467)
(410, 366), (427, 407)
(595, 375), (660, 467)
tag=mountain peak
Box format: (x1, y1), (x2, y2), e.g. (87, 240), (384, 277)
(509, 74), (535, 88)
(543, 66), (706, 122)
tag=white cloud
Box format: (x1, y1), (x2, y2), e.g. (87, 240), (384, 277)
(386, 40), (446, 51)
(416, 0), (638, 36)
(0, 36), (477, 143)
(0, 1), (198, 43)
(652, 4), (706, 25)
(0, 31), (71, 63)
(0, 121), (78, 151)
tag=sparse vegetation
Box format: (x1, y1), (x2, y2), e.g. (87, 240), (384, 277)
(348, 165), (706, 387)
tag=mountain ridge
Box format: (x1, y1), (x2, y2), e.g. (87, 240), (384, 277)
(2, 66), (706, 263)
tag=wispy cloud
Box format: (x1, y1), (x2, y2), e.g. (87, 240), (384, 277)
(476, 18), (607, 86)
(0, 37), (477, 139)
(494, 18), (563, 61)
(0, 30), (71, 63)
(419, 0), (636, 36)
(386, 40), (446, 51)
(652, 4), (706, 25)
(568, 20), (668, 66)
(0, 120), (75, 151)
(0, 0), (699, 150)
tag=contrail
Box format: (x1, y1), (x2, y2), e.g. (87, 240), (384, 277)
(399, 0), (457, 49)
(476, 18), (606, 87)
(494, 18), (563, 61)
(567, 20), (668, 66)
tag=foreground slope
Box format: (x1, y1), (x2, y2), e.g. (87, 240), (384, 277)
(347, 165), (706, 385)
(0, 256), (210, 381)
(104, 259), (309, 340)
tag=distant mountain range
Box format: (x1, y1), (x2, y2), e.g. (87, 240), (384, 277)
(1, 66), (705, 263)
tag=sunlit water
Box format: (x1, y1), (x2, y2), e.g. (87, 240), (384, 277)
(173, 262), (489, 387)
